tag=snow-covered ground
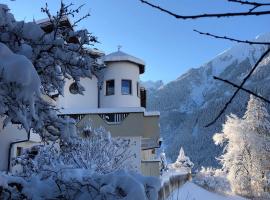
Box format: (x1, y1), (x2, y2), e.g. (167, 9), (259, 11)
(167, 182), (248, 200)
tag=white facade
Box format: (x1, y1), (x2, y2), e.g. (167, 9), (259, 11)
(100, 61), (141, 108)
(57, 76), (99, 110)
(56, 50), (145, 109)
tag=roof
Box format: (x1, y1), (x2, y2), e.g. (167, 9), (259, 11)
(58, 107), (160, 116)
(36, 16), (79, 44)
(103, 51), (145, 74)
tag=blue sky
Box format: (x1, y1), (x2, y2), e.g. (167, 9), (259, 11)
(2, 0), (270, 83)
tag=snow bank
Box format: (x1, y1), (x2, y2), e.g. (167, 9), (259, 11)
(167, 182), (247, 200)
(0, 170), (160, 200)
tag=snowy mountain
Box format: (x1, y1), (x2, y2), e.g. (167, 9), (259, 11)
(141, 80), (164, 90)
(147, 33), (270, 168)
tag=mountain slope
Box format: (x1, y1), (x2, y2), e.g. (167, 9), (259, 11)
(147, 33), (270, 168)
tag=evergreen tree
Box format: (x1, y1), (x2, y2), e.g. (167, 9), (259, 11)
(172, 147), (194, 171)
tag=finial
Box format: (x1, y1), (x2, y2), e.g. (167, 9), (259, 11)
(117, 45), (122, 52)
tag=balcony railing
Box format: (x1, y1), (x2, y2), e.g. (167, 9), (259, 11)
(99, 113), (129, 124)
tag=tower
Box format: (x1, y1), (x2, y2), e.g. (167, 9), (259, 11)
(100, 50), (145, 108)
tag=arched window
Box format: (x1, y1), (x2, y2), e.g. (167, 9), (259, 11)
(69, 82), (79, 94)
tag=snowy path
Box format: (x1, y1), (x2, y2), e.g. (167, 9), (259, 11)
(167, 182), (247, 200)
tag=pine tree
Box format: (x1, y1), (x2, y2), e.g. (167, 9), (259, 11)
(172, 147), (194, 171)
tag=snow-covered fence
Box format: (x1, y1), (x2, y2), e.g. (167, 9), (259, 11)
(158, 172), (191, 200)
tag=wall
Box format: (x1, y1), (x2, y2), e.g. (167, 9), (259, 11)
(77, 112), (160, 141)
(0, 118), (28, 171)
(100, 61), (140, 108)
(57, 76), (98, 110)
(120, 136), (141, 173)
(141, 160), (160, 177)
(10, 141), (40, 173)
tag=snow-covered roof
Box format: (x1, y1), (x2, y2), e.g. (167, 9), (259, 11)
(58, 107), (160, 116)
(36, 16), (72, 28)
(103, 51), (145, 74)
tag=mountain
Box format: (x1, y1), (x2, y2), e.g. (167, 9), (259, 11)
(141, 80), (164, 90)
(146, 33), (270, 168)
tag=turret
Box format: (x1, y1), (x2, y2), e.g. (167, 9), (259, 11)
(100, 50), (145, 108)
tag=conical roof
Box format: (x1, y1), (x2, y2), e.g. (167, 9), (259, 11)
(103, 50), (145, 74)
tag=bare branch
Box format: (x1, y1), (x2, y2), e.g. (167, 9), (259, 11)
(228, 0), (270, 6)
(205, 47), (270, 127)
(194, 30), (270, 45)
(228, 0), (270, 12)
(73, 13), (91, 27)
(140, 0), (270, 19)
(213, 76), (270, 103)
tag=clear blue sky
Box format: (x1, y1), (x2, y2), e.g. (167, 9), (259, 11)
(2, 0), (270, 83)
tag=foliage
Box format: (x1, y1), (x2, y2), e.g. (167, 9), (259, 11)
(213, 95), (270, 198)
(13, 127), (135, 176)
(193, 167), (231, 195)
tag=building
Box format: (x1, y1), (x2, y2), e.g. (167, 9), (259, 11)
(57, 49), (161, 176)
(0, 18), (161, 177)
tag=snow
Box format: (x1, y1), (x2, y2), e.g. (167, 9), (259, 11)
(104, 50), (145, 67)
(167, 182), (247, 200)
(160, 169), (187, 186)
(190, 83), (205, 105)
(59, 107), (160, 116)
(141, 80), (164, 90)
(0, 42), (41, 130)
(208, 32), (270, 77)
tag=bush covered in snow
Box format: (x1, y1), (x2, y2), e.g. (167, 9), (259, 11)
(0, 127), (160, 199)
(13, 127), (135, 176)
(0, 169), (160, 200)
(193, 167), (231, 195)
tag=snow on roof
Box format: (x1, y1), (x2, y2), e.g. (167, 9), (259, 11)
(36, 16), (72, 27)
(103, 51), (145, 74)
(58, 107), (160, 116)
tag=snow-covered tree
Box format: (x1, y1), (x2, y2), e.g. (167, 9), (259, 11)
(172, 147), (194, 171)
(160, 149), (168, 174)
(13, 126), (135, 176)
(214, 95), (270, 198)
(0, 3), (101, 141)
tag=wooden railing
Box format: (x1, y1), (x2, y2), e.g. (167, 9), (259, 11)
(158, 173), (192, 200)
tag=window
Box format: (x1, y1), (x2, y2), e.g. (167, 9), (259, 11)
(106, 80), (115, 95)
(16, 147), (22, 157)
(69, 82), (79, 94)
(121, 80), (132, 95)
